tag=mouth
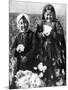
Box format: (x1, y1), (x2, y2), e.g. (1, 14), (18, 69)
(47, 19), (51, 22)
(47, 18), (52, 22)
(21, 26), (25, 32)
(21, 26), (24, 30)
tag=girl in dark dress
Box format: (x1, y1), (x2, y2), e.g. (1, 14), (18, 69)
(36, 4), (66, 86)
(11, 14), (40, 73)
(10, 13), (44, 88)
(11, 14), (32, 71)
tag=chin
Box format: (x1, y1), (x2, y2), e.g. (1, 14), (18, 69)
(47, 20), (51, 23)
(21, 29), (25, 32)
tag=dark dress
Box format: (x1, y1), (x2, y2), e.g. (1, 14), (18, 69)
(10, 29), (41, 89)
(11, 29), (41, 72)
(36, 20), (66, 85)
(11, 30), (34, 71)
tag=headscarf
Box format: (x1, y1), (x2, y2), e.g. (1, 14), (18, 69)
(17, 13), (30, 30)
(42, 4), (56, 22)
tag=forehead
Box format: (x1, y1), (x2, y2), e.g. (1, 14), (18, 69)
(46, 5), (52, 10)
(19, 18), (23, 22)
(46, 10), (52, 13)
(19, 17), (27, 23)
(44, 10), (53, 15)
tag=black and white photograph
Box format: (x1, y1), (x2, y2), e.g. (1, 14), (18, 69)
(9, 0), (66, 89)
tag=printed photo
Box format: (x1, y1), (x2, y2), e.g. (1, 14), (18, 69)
(9, 0), (66, 89)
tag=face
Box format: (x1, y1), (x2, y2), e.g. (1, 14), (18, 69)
(44, 10), (54, 23)
(18, 18), (28, 32)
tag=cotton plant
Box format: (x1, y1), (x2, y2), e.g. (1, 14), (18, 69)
(38, 62), (47, 72)
(33, 62), (47, 79)
(15, 70), (44, 88)
(9, 57), (17, 86)
(55, 69), (60, 77)
(38, 62), (47, 78)
(56, 78), (64, 86)
(33, 62), (47, 72)
(54, 67), (65, 86)
(15, 70), (32, 88)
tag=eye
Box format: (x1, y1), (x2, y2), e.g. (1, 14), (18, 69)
(24, 23), (27, 26)
(47, 14), (49, 16)
(21, 22), (23, 24)
(51, 15), (53, 18)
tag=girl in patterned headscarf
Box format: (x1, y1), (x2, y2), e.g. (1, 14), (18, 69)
(36, 4), (66, 85)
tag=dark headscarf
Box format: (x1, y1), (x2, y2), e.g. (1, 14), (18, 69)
(42, 4), (56, 22)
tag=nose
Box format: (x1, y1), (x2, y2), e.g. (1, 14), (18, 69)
(21, 24), (25, 29)
(48, 15), (51, 18)
(21, 24), (24, 27)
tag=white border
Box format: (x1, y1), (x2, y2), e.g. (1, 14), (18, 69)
(0, 0), (68, 90)
(16, 0), (66, 4)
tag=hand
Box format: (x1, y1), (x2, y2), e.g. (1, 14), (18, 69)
(21, 56), (27, 63)
(43, 25), (52, 36)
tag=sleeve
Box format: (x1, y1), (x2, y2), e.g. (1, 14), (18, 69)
(56, 21), (64, 35)
(37, 22), (43, 32)
(56, 21), (66, 70)
(56, 21), (66, 50)
(55, 21), (66, 64)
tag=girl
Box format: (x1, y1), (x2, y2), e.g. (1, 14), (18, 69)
(10, 14), (41, 89)
(11, 14), (35, 72)
(36, 4), (66, 85)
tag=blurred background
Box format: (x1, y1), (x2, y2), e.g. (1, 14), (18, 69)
(9, 0), (66, 47)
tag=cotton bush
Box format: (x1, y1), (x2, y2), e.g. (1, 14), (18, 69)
(15, 70), (44, 88)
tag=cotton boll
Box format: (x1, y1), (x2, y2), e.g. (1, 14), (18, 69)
(51, 75), (54, 79)
(29, 73), (39, 87)
(62, 50), (64, 53)
(15, 70), (32, 88)
(32, 74), (42, 87)
(62, 69), (65, 75)
(58, 58), (62, 64)
(56, 78), (64, 86)
(29, 73), (37, 83)
(59, 41), (61, 46)
(55, 69), (60, 77)
(15, 77), (29, 88)
(16, 44), (25, 52)
(38, 63), (47, 72)
(15, 70), (24, 79)
(24, 70), (32, 77)
(53, 62), (56, 66)
(52, 58), (55, 61)
(15, 70), (44, 88)
(30, 83), (36, 88)
(16, 77), (25, 87)
(43, 25), (52, 36)
(43, 65), (47, 72)
(15, 67), (45, 88)
(38, 62), (43, 71)
(39, 72), (43, 78)
(35, 77), (42, 87)
(34, 67), (37, 70)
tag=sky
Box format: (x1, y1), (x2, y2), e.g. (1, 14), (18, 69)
(9, 0), (66, 16)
